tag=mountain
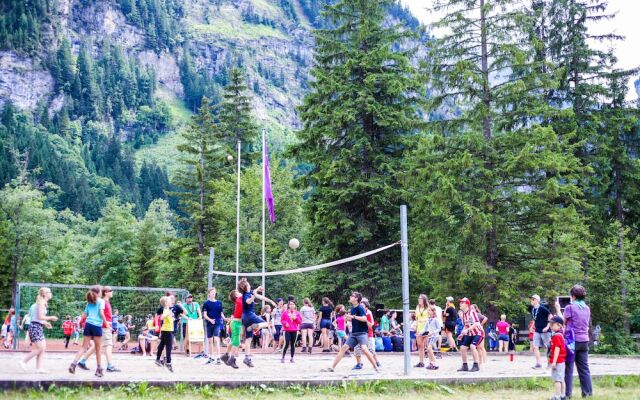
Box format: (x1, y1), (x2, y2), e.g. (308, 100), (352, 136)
(0, 0), (421, 219)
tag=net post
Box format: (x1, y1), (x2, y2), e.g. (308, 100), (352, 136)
(235, 140), (241, 288)
(400, 205), (411, 376)
(208, 247), (214, 289)
(13, 283), (21, 350)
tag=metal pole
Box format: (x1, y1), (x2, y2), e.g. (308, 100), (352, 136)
(261, 129), (266, 308)
(400, 205), (411, 375)
(208, 247), (214, 289)
(235, 140), (241, 287)
(13, 283), (21, 350)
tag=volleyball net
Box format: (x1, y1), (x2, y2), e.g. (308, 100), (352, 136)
(12, 283), (189, 349)
(210, 241), (403, 317)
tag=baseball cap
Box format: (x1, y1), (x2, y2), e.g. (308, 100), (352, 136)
(276, 297), (283, 303)
(459, 297), (471, 305)
(446, 296), (454, 302)
(530, 294), (541, 301)
(550, 316), (564, 324)
(186, 294), (193, 298)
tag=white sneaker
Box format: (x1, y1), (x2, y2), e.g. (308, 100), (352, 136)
(36, 368), (49, 374)
(19, 360), (27, 371)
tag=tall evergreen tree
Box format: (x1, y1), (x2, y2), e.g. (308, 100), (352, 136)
(217, 67), (259, 163)
(171, 97), (224, 286)
(289, 0), (423, 303)
(409, 0), (589, 317)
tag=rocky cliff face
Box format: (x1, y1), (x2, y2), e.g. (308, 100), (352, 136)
(0, 0), (421, 140)
(0, 51), (54, 111)
(1, 0), (318, 130)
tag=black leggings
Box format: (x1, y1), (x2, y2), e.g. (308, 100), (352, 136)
(64, 335), (71, 348)
(156, 331), (174, 364)
(282, 331), (298, 358)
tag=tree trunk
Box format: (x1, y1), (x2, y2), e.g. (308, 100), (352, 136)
(480, 0), (499, 321)
(11, 238), (19, 308)
(613, 163), (630, 334)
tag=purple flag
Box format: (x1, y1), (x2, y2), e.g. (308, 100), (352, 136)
(263, 134), (275, 224)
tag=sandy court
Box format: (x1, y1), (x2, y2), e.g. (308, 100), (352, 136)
(1, 350), (639, 387)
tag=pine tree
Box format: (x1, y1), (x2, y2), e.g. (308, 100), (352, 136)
(217, 67), (259, 163)
(171, 97), (225, 285)
(408, 0), (589, 317)
(289, 0), (423, 303)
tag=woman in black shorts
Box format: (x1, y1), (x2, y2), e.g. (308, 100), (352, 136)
(443, 297), (458, 351)
(318, 297), (335, 352)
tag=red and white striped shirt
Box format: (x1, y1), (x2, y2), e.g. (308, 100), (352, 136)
(462, 310), (483, 336)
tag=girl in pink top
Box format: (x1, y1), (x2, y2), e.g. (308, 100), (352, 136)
(281, 301), (302, 363)
(334, 305), (347, 347)
(496, 314), (510, 353)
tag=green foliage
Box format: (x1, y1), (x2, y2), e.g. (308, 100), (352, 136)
(410, 0), (590, 319)
(0, 0), (49, 53)
(290, 0), (423, 305)
(118, 0), (184, 51)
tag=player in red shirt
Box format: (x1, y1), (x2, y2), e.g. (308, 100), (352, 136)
(457, 297), (482, 372)
(62, 316), (73, 348)
(549, 316), (567, 400)
(220, 289), (242, 369)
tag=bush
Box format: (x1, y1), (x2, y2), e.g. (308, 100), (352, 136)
(592, 328), (639, 355)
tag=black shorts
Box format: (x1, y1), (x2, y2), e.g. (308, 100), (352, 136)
(460, 335), (482, 347)
(117, 334), (126, 342)
(445, 322), (457, 333)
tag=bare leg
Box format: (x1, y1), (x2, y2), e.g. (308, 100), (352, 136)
(22, 340), (44, 365)
(331, 344), (350, 369)
(35, 340), (46, 370)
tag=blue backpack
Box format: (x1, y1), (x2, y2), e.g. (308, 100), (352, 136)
(375, 336), (384, 352)
(382, 336), (393, 352)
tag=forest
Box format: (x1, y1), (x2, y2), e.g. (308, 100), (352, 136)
(0, 0), (638, 353)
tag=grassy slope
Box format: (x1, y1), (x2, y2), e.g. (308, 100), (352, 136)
(5, 376), (640, 399)
(134, 90), (192, 176)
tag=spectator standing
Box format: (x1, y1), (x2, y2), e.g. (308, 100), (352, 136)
(530, 294), (551, 369)
(559, 284), (593, 398)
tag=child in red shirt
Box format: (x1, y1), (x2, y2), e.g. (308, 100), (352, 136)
(62, 316), (73, 348)
(548, 316), (567, 400)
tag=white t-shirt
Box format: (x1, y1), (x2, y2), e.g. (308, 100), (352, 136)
(300, 305), (315, 324)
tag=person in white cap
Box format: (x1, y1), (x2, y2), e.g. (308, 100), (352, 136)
(530, 294), (551, 369)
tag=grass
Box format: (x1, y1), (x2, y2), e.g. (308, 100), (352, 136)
(190, 19), (288, 41)
(6, 376), (640, 399)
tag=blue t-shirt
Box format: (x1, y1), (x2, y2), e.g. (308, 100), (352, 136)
(85, 298), (105, 327)
(117, 324), (127, 335)
(242, 291), (255, 315)
(202, 300), (223, 325)
(350, 305), (368, 334)
(112, 315), (119, 331)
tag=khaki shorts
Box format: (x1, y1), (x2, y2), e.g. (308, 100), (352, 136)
(551, 362), (565, 382)
(102, 329), (113, 347)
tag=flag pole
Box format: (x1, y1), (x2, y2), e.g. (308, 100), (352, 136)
(235, 139), (241, 288)
(261, 129), (266, 307)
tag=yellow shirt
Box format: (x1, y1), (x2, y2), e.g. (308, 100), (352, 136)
(160, 308), (174, 332)
(415, 306), (429, 333)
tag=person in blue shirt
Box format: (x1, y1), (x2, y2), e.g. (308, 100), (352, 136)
(116, 318), (129, 350)
(237, 279), (276, 367)
(69, 286), (106, 377)
(202, 287), (225, 365)
(321, 291), (379, 373)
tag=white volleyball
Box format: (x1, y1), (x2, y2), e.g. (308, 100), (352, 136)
(289, 238), (300, 250)
(226, 155), (234, 162)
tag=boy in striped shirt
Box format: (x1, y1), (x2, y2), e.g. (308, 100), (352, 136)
(457, 297), (481, 372)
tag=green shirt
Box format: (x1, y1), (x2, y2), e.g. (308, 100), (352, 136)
(380, 315), (390, 332)
(183, 301), (200, 322)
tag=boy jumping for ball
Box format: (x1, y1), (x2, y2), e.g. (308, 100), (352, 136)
(237, 279), (276, 367)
